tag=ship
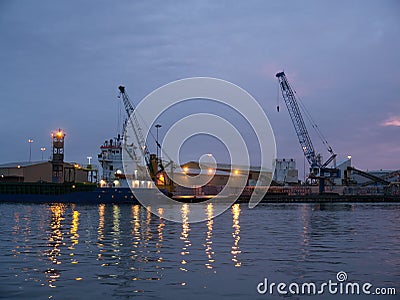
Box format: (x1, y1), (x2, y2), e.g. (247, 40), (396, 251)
(96, 132), (163, 203)
(0, 85), (175, 204)
(0, 128), (159, 204)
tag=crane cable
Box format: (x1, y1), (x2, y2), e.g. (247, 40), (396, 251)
(126, 94), (174, 163)
(116, 96), (122, 138)
(276, 79), (280, 112)
(295, 90), (333, 153)
(283, 78), (334, 154)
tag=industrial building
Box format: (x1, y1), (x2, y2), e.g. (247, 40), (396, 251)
(0, 161), (93, 183)
(175, 159), (299, 196)
(273, 158), (298, 184)
(181, 159), (300, 186)
(0, 129), (96, 184)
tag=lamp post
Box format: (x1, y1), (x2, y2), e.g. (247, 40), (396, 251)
(28, 139), (33, 162)
(40, 147), (46, 161)
(303, 155), (306, 184)
(155, 124), (162, 162)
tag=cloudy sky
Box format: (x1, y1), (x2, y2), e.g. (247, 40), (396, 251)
(0, 0), (399, 172)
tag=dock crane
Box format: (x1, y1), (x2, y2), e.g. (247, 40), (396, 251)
(276, 71), (339, 193)
(118, 86), (174, 193)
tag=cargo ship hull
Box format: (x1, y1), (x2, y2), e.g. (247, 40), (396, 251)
(0, 182), (159, 204)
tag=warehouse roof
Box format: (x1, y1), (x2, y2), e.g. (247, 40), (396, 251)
(0, 161), (49, 168)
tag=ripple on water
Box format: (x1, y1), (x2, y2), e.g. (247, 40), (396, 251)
(0, 202), (399, 299)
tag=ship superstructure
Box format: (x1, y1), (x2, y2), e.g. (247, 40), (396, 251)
(97, 133), (150, 189)
(97, 85), (174, 195)
(98, 134), (125, 187)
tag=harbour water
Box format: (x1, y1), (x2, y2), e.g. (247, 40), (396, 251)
(0, 202), (399, 299)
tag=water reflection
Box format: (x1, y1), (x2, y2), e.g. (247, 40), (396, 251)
(97, 204), (105, 249)
(9, 202), (247, 293)
(156, 207), (165, 264)
(12, 211), (21, 257)
(22, 207), (33, 254)
(231, 204), (241, 267)
(180, 204), (190, 274)
(145, 206), (152, 248)
(300, 204), (310, 261)
(112, 204), (121, 263)
(68, 206), (80, 263)
(131, 205), (140, 253)
(204, 203), (215, 270)
(45, 204), (65, 288)
(129, 205), (162, 282)
(3, 202), (399, 299)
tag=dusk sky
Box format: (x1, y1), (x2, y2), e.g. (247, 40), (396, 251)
(0, 0), (399, 172)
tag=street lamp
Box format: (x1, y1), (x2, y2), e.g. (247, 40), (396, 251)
(302, 146), (307, 184)
(87, 156), (92, 165)
(28, 139), (33, 162)
(155, 124), (162, 162)
(40, 147), (46, 161)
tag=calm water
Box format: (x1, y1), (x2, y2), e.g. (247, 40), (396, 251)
(0, 202), (399, 299)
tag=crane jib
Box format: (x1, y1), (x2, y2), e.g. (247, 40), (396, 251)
(276, 71), (318, 168)
(118, 86), (151, 167)
(275, 71), (339, 193)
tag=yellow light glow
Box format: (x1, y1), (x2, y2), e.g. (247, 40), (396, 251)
(231, 203), (241, 267)
(180, 204), (190, 264)
(56, 131), (63, 138)
(98, 204), (105, 242)
(132, 205), (140, 238)
(234, 170), (239, 175)
(99, 179), (107, 187)
(205, 203), (214, 269)
(113, 205), (120, 236)
(208, 168), (213, 175)
(159, 174), (165, 183)
(70, 210), (80, 247)
(132, 180), (140, 188)
(183, 166), (189, 173)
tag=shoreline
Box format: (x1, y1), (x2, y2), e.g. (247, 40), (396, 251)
(237, 194), (400, 203)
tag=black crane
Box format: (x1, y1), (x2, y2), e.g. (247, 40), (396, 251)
(276, 71), (339, 193)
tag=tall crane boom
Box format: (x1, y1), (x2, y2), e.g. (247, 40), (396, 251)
(116, 85), (174, 194)
(276, 72), (318, 168)
(118, 85), (152, 171)
(275, 71), (339, 193)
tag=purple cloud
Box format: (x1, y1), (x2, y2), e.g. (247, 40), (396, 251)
(381, 116), (400, 127)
